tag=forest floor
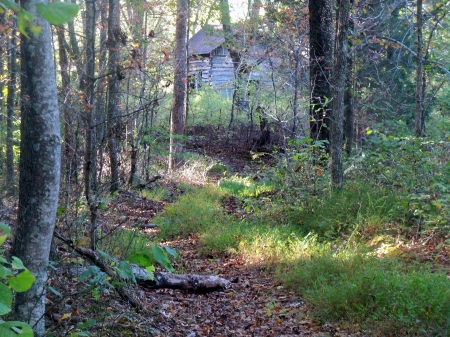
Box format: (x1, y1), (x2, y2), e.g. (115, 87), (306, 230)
(2, 130), (449, 336)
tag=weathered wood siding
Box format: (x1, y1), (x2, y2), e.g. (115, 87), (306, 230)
(210, 53), (234, 90)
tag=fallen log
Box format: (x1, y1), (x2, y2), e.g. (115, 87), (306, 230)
(54, 232), (232, 301)
(133, 267), (232, 293)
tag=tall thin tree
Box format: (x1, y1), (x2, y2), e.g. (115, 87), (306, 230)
(106, 0), (121, 190)
(6, 27), (17, 195)
(169, 0), (188, 169)
(309, 0), (333, 146)
(12, 2), (61, 335)
(415, 0), (425, 137)
(330, 0), (350, 188)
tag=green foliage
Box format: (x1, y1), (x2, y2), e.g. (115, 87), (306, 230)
(219, 176), (276, 197)
(0, 0), (79, 38)
(128, 245), (178, 277)
(349, 132), (450, 229)
(154, 186), (227, 238)
(280, 251), (450, 335)
(292, 182), (409, 240)
(35, 2), (79, 25)
(189, 87), (232, 127)
(0, 223), (35, 337)
(140, 186), (170, 202)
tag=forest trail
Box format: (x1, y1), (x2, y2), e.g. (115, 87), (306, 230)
(92, 190), (355, 337)
(0, 135), (355, 336)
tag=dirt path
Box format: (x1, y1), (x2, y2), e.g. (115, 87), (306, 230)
(145, 235), (336, 337)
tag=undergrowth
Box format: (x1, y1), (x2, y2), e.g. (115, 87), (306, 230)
(152, 134), (450, 336)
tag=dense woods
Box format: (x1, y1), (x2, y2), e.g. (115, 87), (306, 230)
(1, 0), (450, 336)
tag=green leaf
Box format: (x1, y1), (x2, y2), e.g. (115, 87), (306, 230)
(8, 270), (35, 292)
(11, 257), (26, 270)
(116, 261), (135, 282)
(17, 9), (34, 38)
(0, 283), (12, 315)
(152, 245), (173, 272)
(163, 245), (178, 258)
(0, 235), (6, 247)
(0, 265), (12, 279)
(79, 266), (99, 281)
(47, 285), (62, 298)
(1, 0), (20, 12)
(146, 265), (155, 280)
(0, 223), (11, 237)
(127, 253), (152, 267)
(0, 321), (34, 337)
(35, 2), (79, 25)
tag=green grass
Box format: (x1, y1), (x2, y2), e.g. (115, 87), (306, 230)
(154, 185), (227, 239)
(99, 227), (154, 258)
(279, 251), (450, 335)
(153, 173), (450, 335)
(141, 186), (171, 202)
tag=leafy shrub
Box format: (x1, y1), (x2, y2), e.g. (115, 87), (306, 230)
(0, 223), (35, 337)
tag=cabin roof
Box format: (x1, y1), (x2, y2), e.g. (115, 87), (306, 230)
(189, 25), (225, 56)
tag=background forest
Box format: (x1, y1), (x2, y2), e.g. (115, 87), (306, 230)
(1, 0), (450, 336)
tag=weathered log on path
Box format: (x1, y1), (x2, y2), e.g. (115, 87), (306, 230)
(54, 232), (232, 301)
(134, 269), (232, 293)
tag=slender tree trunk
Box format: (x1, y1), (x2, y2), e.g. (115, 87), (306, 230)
(107, 0), (121, 190)
(344, 9), (354, 155)
(169, 0), (188, 170)
(330, 0), (350, 188)
(12, 1), (61, 334)
(95, 0), (108, 187)
(6, 28), (17, 195)
(415, 0), (425, 137)
(220, 0), (241, 130)
(83, 1), (99, 251)
(292, 51), (300, 135)
(68, 0), (83, 87)
(309, 0), (333, 147)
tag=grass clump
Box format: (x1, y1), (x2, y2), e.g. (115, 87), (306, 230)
(219, 175), (277, 197)
(154, 185), (227, 239)
(279, 250), (450, 335)
(292, 182), (410, 240)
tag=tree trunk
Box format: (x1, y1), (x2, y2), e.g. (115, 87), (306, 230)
(330, 0), (350, 188)
(83, 0), (99, 251)
(6, 28), (17, 196)
(169, 0), (188, 170)
(344, 14), (354, 156)
(415, 0), (425, 137)
(220, 0), (242, 130)
(107, 0), (121, 190)
(12, 1), (61, 334)
(309, 0), (333, 147)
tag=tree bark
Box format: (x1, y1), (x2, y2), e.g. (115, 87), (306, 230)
(415, 0), (425, 137)
(107, 0), (121, 190)
(169, 0), (188, 170)
(344, 14), (354, 156)
(13, 1), (61, 334)
(6, 28), (17, 196)
(83, 0), (99, 251)
(309, 0), (333, 147)
(330, 0), (350, 188)
(220, 0), (242, 130)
